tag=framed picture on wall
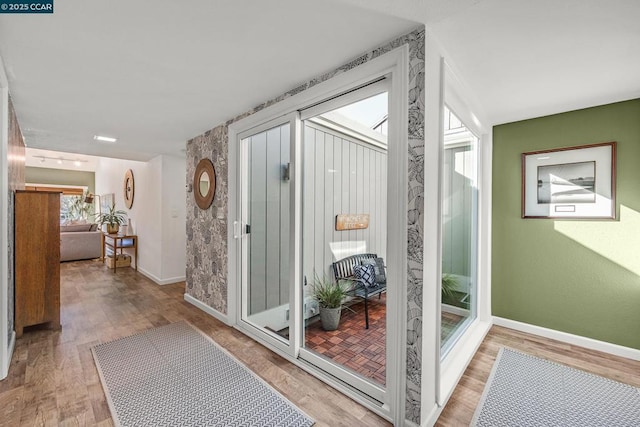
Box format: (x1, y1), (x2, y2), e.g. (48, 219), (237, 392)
(522, 141), (616, 219)
(99, 193), (115, 215)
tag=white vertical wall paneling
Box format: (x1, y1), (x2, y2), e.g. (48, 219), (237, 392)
(266, 127), (282, 310)
(332, 136), (343, 259)
(341, 137), (350, 244)
(302, 125), (315, 288)
(442, 146), (474, 278)
(313, 129), (325, 275)
(356, 144), (365, 243)
(324, 133), (335, 274)
(302, 122), (388, 281)
(363, 147), (371, 250)
(247, 124), (291, 313)
(349, 142), (357, 243)
(280, 126), (290, 307)
(249, 132), (267, 314)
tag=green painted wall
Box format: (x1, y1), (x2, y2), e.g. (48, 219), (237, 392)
(492, 99), (640, 349)
(25, 167), (95, 195)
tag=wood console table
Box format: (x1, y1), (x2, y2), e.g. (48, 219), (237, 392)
(101, 233), (138, 272)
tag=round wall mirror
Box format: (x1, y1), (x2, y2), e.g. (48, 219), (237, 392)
(199, 171), (210, 197)
(194, 158), (216, 210)
(123, 169), (135, 209)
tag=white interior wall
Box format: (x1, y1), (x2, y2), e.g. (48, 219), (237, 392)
(95, 154), (186, 284)
(302, 121), (388, 284)
(160, 155), (186, 282)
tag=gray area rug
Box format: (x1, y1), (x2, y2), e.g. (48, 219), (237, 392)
(92, 321), (314, 427)
(472, 347), (640, 426)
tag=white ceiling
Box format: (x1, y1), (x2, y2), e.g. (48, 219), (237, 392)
(1, 0), (639, 161)
(0, 0), (418, 160)
(428, 0), (640, 125)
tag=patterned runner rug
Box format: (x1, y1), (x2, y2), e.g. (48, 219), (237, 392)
(472, 347), (640, 426)
(92, 321), (314, 427)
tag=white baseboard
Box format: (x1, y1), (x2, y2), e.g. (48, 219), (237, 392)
(184, 293), (230, 325)
(493, 317), (640, 361)
(137, 267), (185, 286)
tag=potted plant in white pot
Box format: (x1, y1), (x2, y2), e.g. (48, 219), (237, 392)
(311, 273), (349, 331)
(95, 204), (127, 234)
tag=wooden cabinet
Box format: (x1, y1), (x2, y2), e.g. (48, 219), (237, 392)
(14, 190), (61, 338)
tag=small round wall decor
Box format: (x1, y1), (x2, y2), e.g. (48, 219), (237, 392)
(194, 158), (216, 210)
(123, 169), (135, 209)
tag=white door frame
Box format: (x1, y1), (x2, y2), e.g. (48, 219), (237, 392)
(296, 77), (389, 403)
(228, 45), (409, 424)
(0, 56), (13, 380)
(236, 113), (300, 356)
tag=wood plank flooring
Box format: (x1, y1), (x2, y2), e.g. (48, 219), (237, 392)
(435, 325), (640, 426)
(3, 260), (639, 426)
(0, 261), (390, 427)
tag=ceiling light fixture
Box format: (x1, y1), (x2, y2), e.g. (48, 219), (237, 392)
(34, 155), (89, 165)
(93, 135), (117, 143)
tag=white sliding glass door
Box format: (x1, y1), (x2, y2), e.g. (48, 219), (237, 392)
(231, 48), (409, 422)
(297, 84), (389, 402)
(239, 117), (298, 351)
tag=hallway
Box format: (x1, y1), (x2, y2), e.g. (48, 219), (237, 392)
(0, 261), (389, 426)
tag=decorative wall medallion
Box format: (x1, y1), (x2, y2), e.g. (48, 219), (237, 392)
(194, 158), (216, 210)
(123, 169), (135, 209)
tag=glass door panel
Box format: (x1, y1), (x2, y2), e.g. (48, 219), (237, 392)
(240, 122), (291, 344)
(299, 90), (388, 393)
(440, 105), (479, 355)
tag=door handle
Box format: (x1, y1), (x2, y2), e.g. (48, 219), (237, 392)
(233, 221), (251, 238)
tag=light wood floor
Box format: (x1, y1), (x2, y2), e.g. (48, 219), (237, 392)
(436, 325), (640, 426)
(2, 261), (639, 427)
(0, 261), (389, 426)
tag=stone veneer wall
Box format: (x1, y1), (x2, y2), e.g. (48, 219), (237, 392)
(186, 28), (425, 424)
(7, 96), (25, 343)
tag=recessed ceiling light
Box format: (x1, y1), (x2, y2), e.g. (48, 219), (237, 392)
(93, 135), (117, 143)
(57, 158), (63, 164)
(74, 161), (81, 167)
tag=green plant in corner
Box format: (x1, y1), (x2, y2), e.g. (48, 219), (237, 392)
(441, 273), (459, 301)
(95, 203), (127, 234)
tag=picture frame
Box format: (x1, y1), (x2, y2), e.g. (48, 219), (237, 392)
(99, 193), (115, 216)
(521, 142), (616, 219)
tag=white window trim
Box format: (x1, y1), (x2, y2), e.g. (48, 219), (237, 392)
(422, 43), (494, 425)
(228, 45), (409, 424)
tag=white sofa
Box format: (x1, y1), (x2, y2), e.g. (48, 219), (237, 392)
(60, 223), (102, 262)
